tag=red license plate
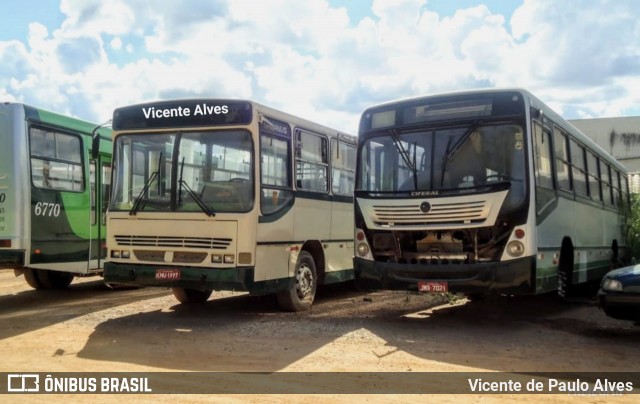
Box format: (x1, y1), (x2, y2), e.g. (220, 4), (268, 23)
(418, 281), (448, 293)
(155, 269), (181, 280)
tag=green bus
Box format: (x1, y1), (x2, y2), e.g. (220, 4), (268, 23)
(0, 102), (112, 289)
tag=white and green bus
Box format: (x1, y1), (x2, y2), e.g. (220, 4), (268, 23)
(354, 89), (629, 297)
(0, 103), (112, 289)
(103, 99), (356, 311)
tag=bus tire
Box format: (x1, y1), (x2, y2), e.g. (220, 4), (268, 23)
(37, 269), (74, 289)
(23, 268), (44, 290)
(557, 240), (574, 299)
(172, 287), (212, 304)
(610, 240), (620, 269)
(276, 251), (317, 312)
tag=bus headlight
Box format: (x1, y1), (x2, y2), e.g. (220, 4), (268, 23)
(506, 240), (525, 257)
(356, 243), (370, 257)
(111, 250), (130, 259)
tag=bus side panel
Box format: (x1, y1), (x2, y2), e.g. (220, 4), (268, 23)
(26, 108), (104, 273)
(293, 196), (331, 242)
(0, 105), (30, 268)
(29, 187), (91, 272)
(536, 195), (620, 293)
(326, 199), (354, 283)
(255, 206), (296, 282)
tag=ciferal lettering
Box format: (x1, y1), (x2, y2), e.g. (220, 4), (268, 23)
(410, 190), (439, 197)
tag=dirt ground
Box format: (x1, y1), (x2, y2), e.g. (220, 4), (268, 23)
(0, 269), (638, 403)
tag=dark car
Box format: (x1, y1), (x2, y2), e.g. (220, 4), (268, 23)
(598, 264), (640, 322)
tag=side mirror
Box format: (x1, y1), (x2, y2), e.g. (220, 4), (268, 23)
(91, 120), (112, 160)
(91, 131), (101, 160)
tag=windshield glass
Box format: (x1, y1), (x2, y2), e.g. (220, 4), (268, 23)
(358, 124), (526, 207)
(110, 130), (253, 213)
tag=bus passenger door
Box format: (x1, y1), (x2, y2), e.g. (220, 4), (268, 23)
(89, 156), (112, 270)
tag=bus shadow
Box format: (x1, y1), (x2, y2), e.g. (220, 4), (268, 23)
(0, 279), (171, 340)
(76, 284), (373, 371)
(77, 290), (640, 373)
(364, 293), (640, 371)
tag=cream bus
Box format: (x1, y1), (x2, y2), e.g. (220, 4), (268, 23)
(103, 99), (356, 311)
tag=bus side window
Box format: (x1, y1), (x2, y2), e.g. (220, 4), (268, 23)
(569, 139), (588, 197)
(295, 130), (328, 193)
(553, 127), (571, 191)
(29, 127), (84, 192)
(533, 122), (553, 189)
(586, 151), (602, 201)
(260, 133), (292, 215)
(331, 139), (355, 196)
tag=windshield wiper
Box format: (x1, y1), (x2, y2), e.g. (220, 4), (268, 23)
(177, 157), (215, 217)
(440, 124), (478, 186)
(129, 152), (163, 216)
(389, 129), (418, 190)
(129, 171), (158, 216)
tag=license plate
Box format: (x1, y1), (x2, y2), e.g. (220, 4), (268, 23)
(418, 281), (448, 293)
(155, 269), (180, 281)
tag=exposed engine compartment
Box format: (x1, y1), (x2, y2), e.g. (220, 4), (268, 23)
(368, 221), (514, 265)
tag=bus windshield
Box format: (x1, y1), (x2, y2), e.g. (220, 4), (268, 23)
(358, 124), (526, 207)
(110, 130), (253, 213)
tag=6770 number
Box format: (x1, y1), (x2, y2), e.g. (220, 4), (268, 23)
(34, 202), (61, 217)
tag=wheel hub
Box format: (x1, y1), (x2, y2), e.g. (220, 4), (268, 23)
(295, 264), (314, 300)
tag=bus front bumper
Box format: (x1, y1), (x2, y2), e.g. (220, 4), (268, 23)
(104, 262), (253, 291)
(354, 256), (534, 295)
(103, 262), (289, 295)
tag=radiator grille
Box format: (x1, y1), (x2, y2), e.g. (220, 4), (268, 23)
(115, 235), (232, 249)
(372, 200), (488, 227)
(133, 250), (165, 262)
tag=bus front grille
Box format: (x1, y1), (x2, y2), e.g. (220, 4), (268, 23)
(132, 250), (209, 264)
(372, 200), (488, 226)
(115, 235), (232, 249)
(133, 250), (165, 262)
(172, 252), (208, 263)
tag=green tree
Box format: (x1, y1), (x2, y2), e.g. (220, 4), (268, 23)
(625, 193), (640, 262)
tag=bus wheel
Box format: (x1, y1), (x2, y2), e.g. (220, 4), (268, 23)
(37, 270), (74, 289)
(23, 268), (44, 289)
(172, 287), (213, 304)
(277, 251), (317, 312)
(557, 241), (574, 300)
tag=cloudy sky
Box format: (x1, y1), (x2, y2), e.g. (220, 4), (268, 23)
(1, 0), (639, 133)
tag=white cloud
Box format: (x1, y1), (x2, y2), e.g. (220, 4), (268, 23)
(1, 0), (639, 131)
(59, 0), (135, 36)
(110, 37), (122, 50)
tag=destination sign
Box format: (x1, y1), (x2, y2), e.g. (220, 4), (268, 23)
(259, 116), (291, 139)
(112, 99), (253, 130)
(360, 91), (525, 132)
